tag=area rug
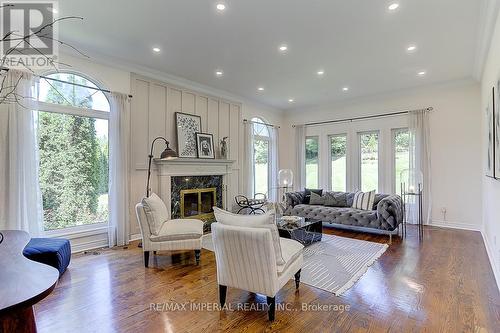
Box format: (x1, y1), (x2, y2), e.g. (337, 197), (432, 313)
(202, 233), (387, 296)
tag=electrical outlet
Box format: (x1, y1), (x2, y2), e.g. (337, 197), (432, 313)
(441, 207), (447, 220)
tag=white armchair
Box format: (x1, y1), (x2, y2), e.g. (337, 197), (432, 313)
(135, 200), (204, 267)
(211, 222), (304, 321)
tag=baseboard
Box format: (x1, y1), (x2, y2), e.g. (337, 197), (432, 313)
(481, 230), (500, 292)
(430, 220), (481, 231)
(71, 238), (109, 254)
(129, 233), (142, 242)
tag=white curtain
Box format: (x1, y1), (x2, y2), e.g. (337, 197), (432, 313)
(295, 125), (306, 191)
(108, 92), (131, 246)
(243, 121), (254, 197)
(408, 109), (432, 224)
(0, 69), (43, 235)
(268, 126), (279, 201)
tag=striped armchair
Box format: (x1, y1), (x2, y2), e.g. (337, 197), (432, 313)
(211, 222), (304, 321)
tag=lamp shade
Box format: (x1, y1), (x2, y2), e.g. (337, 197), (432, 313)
(278, 169), (293, 187)
(400, 168), (423, 193)
(160, 142), (178, 159)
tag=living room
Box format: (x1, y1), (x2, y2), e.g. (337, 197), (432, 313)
(0, 1), (499, 332)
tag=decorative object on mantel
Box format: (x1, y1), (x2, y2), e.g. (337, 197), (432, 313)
(400, 168), (424, 241)
(220, 136), (228, 159)
(146, 137), (178, 197)
(175, 112), (202, 158)
(195, 132), (215, 159)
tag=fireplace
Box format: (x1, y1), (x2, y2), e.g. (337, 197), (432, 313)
(180, 187), (216, 220)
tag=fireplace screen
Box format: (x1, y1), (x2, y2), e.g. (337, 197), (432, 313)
(180, 187), (217, 220)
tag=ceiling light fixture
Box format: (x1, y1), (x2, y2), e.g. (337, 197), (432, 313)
(279, 44), (288, 52)
(216, 3), (226, 11)
(417, 71), (426, 76)
(388, 3), (399, 11)
(288, 98), (294, 103)
(407, 45), (417, 52)
(152, 47), (161, 53)
(342, 87), (349, 92)
(215, 70), (223, 77)
(317, 70), (325, 76)
(257, 87), (265, 91)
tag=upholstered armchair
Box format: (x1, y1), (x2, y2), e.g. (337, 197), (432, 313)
(211, 216), (304, 321)
(135, 193), (204, 267)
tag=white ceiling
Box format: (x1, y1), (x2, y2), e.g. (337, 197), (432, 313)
(58, 0), (484, 110)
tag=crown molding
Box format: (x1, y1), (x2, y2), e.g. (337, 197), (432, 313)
(473, 0), (500, 80)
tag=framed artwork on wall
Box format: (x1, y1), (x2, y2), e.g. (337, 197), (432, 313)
(196, 133), (215, 159)
(175, 112), (202, 158)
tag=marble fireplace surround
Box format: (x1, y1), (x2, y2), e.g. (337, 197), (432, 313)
(154, 158), (235, 219)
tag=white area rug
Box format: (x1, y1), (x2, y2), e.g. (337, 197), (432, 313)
(202, 233), (388, 296)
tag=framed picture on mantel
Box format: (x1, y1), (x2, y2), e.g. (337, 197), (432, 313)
(175, 112), (202, 158)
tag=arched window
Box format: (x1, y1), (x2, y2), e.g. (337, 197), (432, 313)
(36, 72), (110, 232)
(252, 117), (271, 197)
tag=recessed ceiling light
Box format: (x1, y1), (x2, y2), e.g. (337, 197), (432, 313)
(388, 3), (399, 11)
(279, 44), (288, 52)
(215, 70), (223, 77)
(407, 45), (417, 52)
(257, 87), (265, 91)
(317, 70), (325, 76)
(288, 98), (294, 103)
(152, 47), (161, 53)
(417, 71), (426, 76)
(216, 3), (226, 11)
(342, 87), (349, 92)
(48, 7), (58, 14)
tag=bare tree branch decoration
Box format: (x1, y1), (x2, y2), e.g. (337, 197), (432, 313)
(0, 3), (88, 107)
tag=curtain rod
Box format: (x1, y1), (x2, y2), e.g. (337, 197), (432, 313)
(243, 118), (280, 129)
(291, 107), (433, 127)
(1, 67), (133, 98)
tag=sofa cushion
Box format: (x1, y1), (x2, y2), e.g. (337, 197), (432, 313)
(309, 192), (326, 205)
(289, 204), (380, 229)
(303, 188), (323, 204)
(324, 191), (348, 207)
(150, 219), (204, 242)
(352, 190), (376, 210)
(277, 237), (304, 274)
(213, 207), (285, 265)
(141, 193), (169, 236)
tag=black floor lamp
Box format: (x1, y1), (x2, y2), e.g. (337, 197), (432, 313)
(139, 137), (177, 248)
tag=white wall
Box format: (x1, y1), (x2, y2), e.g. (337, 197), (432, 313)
(280, 80), (482, 230)
(481, 6), (500, 288)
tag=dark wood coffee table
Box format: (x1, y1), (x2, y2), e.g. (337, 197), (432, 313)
(276, 217), (322, 246)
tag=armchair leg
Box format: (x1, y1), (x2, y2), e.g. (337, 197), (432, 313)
(195, 250), (201, 264)
(294, 269), (301, 289)
(144, 251), (150, 268)
(219, 285), (227, 307)
(153, 251), (157, 255)
(266, 296), (275, 321)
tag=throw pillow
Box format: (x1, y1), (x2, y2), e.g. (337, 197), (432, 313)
(141, 193), (169, 235)
(324, 191), (347, 207)
(303, 188), (323, 204)
(352, 190), (376, 211)
(309, 192), (326, 205)
(213, 207), (285, 265)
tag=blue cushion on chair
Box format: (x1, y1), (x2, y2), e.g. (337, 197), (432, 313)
(23, 238), (71, 276)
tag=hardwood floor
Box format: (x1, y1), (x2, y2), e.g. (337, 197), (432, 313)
(34, 225), (500, 333)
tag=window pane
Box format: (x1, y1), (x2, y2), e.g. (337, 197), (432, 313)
(38, 73), (110, 112)
(330, 135), (347, 191)
(360, 132), (379, 192)
(305, 137), (319, 188)
(394, 129), (410, 195)
(251, 117), (269, 137)
(38, 112), (109, 230)
(254, 139), (269, 195)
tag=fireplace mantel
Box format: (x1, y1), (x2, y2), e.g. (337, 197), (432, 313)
(154, 158), (236, 216)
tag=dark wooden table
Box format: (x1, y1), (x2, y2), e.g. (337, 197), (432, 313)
(276, 217), (323, 246)
(0, 230), (59, 333)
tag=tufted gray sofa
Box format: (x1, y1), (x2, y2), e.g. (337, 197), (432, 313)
(284, 191), (403, 240)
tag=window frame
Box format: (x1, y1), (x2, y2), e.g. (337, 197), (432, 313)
(305, 135), (320, 189)
(328, 133), (348, 192)
(251, 117), (272, 197)
(392, 127), (410, 194)
(35, 71), (111, 236)
(358, 130), (380, 192)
